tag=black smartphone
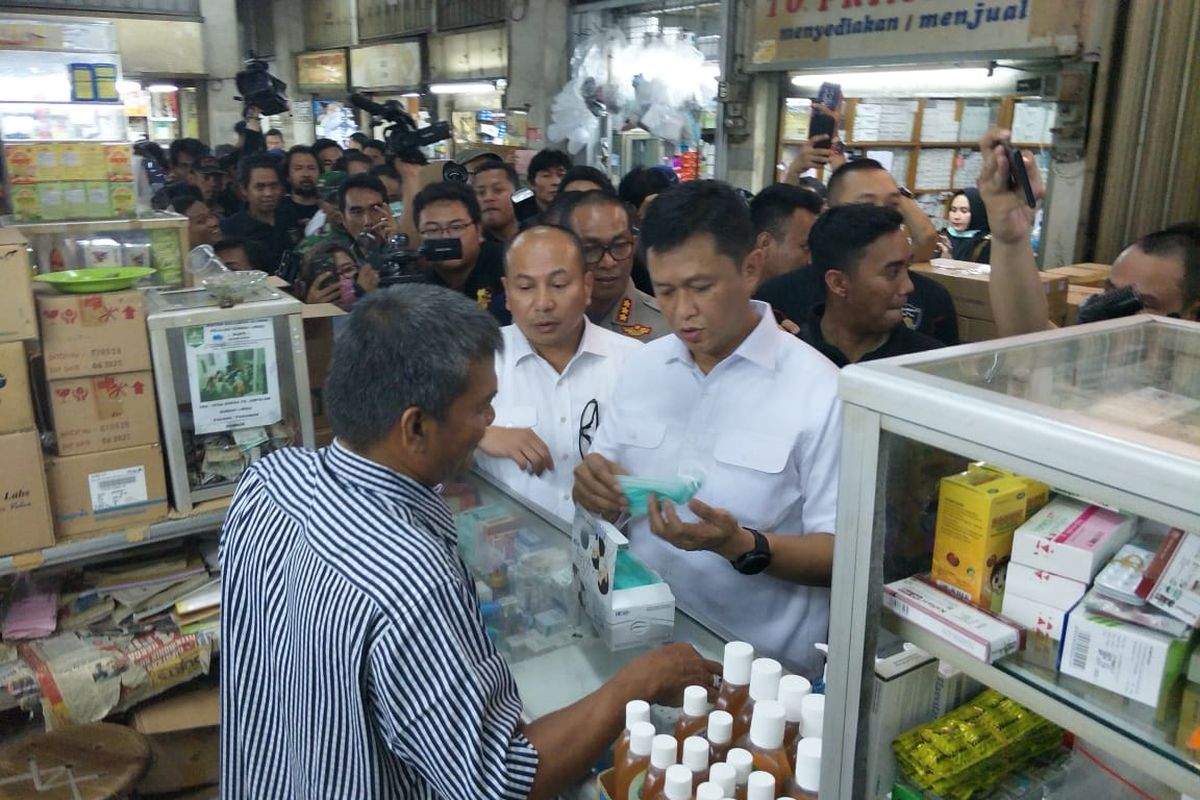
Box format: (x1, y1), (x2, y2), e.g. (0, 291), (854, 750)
(1004, 144), (1037, 208)
(809, 111), (836, 141)
(815, 81), (842, 111)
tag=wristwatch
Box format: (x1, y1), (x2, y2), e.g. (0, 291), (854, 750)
(731, 528), (771, 575)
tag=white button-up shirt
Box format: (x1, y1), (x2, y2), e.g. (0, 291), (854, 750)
(591, 301), (842, 678)
(477, 318), (642, 522)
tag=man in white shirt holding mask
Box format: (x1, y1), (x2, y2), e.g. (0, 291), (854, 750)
(572, 181), (842, 679)
(477, 224), (641, 522)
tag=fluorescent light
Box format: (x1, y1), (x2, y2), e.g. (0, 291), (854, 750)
(400, 92), (421, 98)
(147, 83), (179, 93)
(791, 67), (1018, 95)
(429, 82), (498, 95)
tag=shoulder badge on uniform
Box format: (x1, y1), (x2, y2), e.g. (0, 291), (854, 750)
(476, 288), (493, 310)
(616, 297), (633, 324)
(901, 303), (922, 331)
(620, 324), (652, 337)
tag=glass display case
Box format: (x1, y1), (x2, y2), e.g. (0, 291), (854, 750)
(450, 470), (728, 722)
(824, 316), (1200, 798)
(145, 284), (315, 514)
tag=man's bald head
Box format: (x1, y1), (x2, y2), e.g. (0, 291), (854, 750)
(504, 224), (588, 277)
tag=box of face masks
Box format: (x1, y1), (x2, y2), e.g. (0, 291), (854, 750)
(572, 509), (674, 651)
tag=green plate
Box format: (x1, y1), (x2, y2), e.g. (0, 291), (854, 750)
(33, 267), (156, 293)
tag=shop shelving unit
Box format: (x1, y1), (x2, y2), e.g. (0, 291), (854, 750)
(822, 315), (1200, 797)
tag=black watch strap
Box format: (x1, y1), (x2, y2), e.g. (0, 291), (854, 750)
(730, 528), (771, 575)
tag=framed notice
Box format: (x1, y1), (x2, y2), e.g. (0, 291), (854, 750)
(185, 320), (281, 435)
(296, 50), (349, 93)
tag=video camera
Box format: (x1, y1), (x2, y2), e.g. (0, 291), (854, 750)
(356, 231), (463, 288)
(235, 56), (289, 117)
(1075, 285), (1144, 324)
(349, 93), (452, 164)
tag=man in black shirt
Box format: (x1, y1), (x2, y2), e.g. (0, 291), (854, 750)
(799, 204), (942, 367)
(275, 146), (322, 246)
(220, 154), (287, 274)
(471, 161), (522, 245)
(514, 148), (572, 223)
(412, 182), (508, 323)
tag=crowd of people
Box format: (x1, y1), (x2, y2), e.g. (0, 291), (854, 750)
(216, 112), (1200, 797)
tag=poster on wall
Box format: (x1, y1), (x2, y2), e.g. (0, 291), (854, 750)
(186, 320), (281, 435)
(749, 0), (1085, 69)
(314, 100), (358, 146)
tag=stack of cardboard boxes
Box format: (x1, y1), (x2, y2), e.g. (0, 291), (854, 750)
(913, 259), (1070, 343)
(35, 283), (169, 541)
(0, 229), (55, 557)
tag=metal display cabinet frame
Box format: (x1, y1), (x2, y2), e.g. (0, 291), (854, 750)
(822, 315), (1200, 798)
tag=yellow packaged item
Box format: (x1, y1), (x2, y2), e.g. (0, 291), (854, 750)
(109, 183), (135, 217)
(10, 185), (41, 221)
(35, 143), (61, 182)
(61, 181), (88, 219)
(79, 143), (108, 181)
(85, 181), (111, 218)
(4, 144), (38, 183)
(37, 183), (65, 222)
(104, 144), (133, 182)
(967, 462), (1049, 517)
(58, 143), (84, 179)
(932, 470), (1030, 612)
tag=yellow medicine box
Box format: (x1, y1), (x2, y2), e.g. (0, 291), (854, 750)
(932, 470), (1031, 612)
(967, 462), (1049, 518)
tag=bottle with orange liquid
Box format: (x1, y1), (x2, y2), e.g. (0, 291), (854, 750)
(674, 685), (711, 744)
(715, 641), (754, 719)
(663, 764), (695, 800)
(612, 721), (655, 800)
(640, 734), (679, 800)
(778, 674), (811, 768)
(746, 700), (791, 786)
(732, 658), (781, 744)
(786, 737), (822, 799)
(706, 709), (734, 764)
(707, 761), (737, 798)
(746, 770), (776, 800)
(681, 735), (710, 789)
(726, 748), (753, 800)
(614, 699), (651, 772)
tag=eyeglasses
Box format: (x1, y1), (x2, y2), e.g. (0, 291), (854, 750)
(420, 221), (473, 238)
(582, 240), (634, 265)
(578, 399), (599, 459)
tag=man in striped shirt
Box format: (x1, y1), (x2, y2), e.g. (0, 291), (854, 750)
(220, 284), (718, 799)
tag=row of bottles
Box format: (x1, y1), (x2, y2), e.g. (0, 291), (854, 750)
(612, 641), (826, 800)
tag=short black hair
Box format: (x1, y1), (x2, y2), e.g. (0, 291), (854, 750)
(168, 137), (208, 168)
(559, 165), (616, 195)
(265, 128), (283, 139)
(337, 173), (388, 212)
(334, 150), (373, 171)
(369, 163), (401, 182)
(618, 165), (678, 211)
(472, 160), (520, 189)
(163, 184), (204, 215)
(808, 204), (905, 274)
(505, 224), (587, 276)
(640, 180), (754, 267)
(313, 138), (340, 154)
(1135, 221), (1200, 313)
(349, 132), (370, 146)
(413, 181), (482, 226)
(282, 145), (318, 175)
(750, 184), (824, 239)
(213, 236), (262, 270)
(365, 139), (387, 153)
(527, 148), (573, 182)
(553, 189), (635, 233)
(238, 153), (281, 188)
(826, 158), (887, 205)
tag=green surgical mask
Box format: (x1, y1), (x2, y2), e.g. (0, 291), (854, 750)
(616, 475), (703, 517)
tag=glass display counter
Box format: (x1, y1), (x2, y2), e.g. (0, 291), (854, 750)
(449, 470), (729, 721)
(825, 316), (1200, 798)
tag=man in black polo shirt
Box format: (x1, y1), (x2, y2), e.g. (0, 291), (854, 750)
(800, 204), (942, 367)
(412, 181), (508, 323)
(220, 154), (287, 274)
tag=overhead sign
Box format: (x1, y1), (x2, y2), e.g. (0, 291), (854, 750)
(296, 50), (348, 92)
(349, 41), (421, 90)
(749, 0), (1085, 69)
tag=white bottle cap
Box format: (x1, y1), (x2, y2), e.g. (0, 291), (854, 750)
(682, 735), (709, 772)
(683, 684), (710, 717)
(748, 699), (786, 750)
(629, 721), (656, 757)
(708, 762), (737, 795)
(794, 737), (822, 792)
(664, 764), (694, 800)
(800, 694), (825, 739)
(747, 770), (776, 800)
(651, 734), (679, 769)
(707, 709), (733, 744)
(778, 674), (812, 722)
(726, 748), (753, 783)
(626, 699), (651, 730)
(696, 782), (726, 800)
(748, 658), (782, 702)
(723, 641), (754, 685)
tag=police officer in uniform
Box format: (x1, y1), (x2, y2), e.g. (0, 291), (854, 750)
(565, 191), (668, 341)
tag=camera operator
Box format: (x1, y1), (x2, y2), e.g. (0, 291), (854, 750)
(412, 181), (507, 322)
(297, 240), (377, 310)
(979, 127), (1200, 335)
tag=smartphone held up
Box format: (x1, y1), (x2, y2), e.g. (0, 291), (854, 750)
(1002, 143), (1037, 209)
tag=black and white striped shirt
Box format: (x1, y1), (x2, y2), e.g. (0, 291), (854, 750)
(219, 440), (539, 799)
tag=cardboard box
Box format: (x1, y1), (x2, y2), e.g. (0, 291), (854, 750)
(957, 315), (997, 343)
(931, 661), (983, 718)
(913, 260), (1070, 325)
(78, 142), (108, 181)
(1061, 604), (1192, 710)
(35, 143), (61, 181)
(302, 303), (346, 431)
(1067, 285), (1104, 325)
(1012, 496), (1137, 583)
(10, 184), (42, 222)
(0, 430), (56, 556)
(1000, 591), (1075, 641)
(48, 370), (159, 455)
(1005, 561), (1088, 611)
(882, 577), (1024, 663)
(4, 143), (38, 182)
(109, 182), (135, 216)
(1045, 263), (1111, 288)
(84, 181), (112, 218)
(0, 227), (38, 342)
(37, 289), (151, 379)
(967, 463), (1050, 518)
(866, 643), (938, 798)
(61, 181), (88, 219)
(932, 470), (1031, 611)
(1148, 530), (1200, 628)
(132, 687), (219, 734)
(104, 143), (133, 182)
(37, 183), (65, 221)
(0, 341), (34, 434)
(45, 443), (168, 539)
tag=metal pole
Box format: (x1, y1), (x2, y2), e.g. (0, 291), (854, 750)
(713, 0), (735, 181)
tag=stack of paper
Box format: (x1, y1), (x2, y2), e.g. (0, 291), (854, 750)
(171, 578), (220, 635)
